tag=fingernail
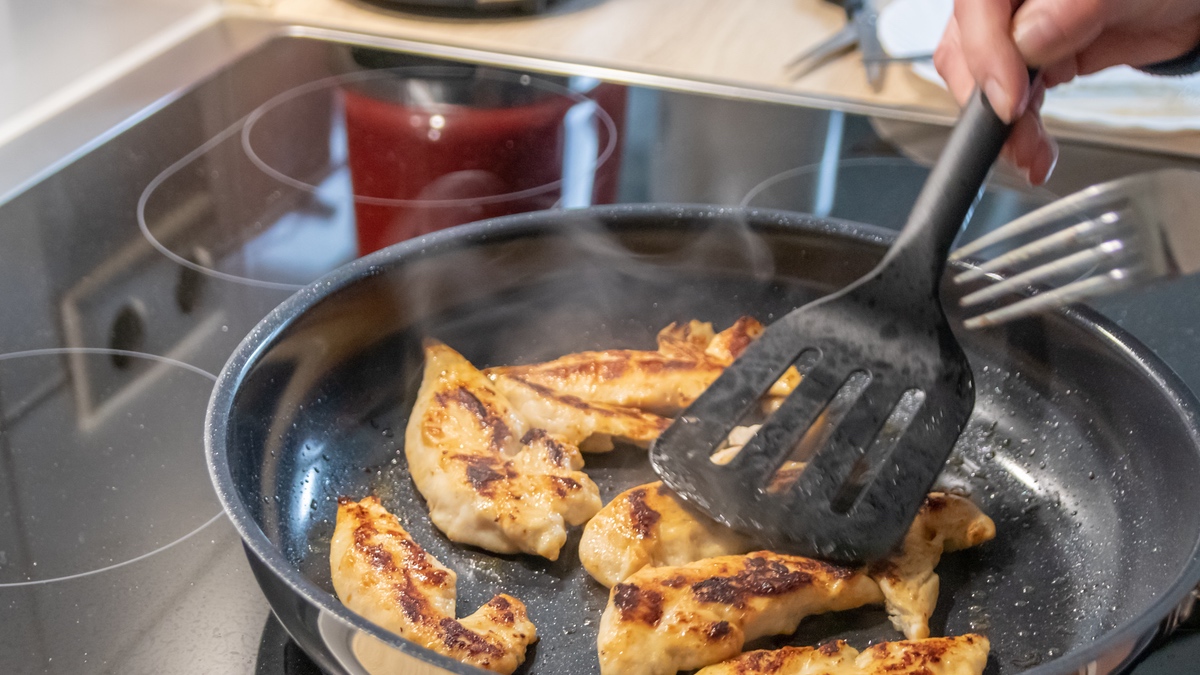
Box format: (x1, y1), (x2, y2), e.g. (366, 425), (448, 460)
(1013, 11), (1054, 61)
(1029, 136), (1059, 185)
(983, 78), (1016, 123)
(1042, 137), (1060, 183)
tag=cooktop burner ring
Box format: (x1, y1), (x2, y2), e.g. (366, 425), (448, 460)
(136, 65), (619, 291)
(0, 347), (225, 586)
(0, 346), (219, 381)
(739, 157), (1110, 288)
(0, 511), (225, 588)
(740, 156), (1060, 229)
(137, 121), (307, 292)
(241, 66), (619, 208)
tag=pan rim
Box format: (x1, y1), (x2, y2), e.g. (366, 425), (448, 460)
(205, 203), (1200, 675)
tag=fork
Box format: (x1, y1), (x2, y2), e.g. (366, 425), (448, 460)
(949, 168), (1200, 329)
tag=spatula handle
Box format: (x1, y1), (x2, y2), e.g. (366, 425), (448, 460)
(884, 77), (1034, 293)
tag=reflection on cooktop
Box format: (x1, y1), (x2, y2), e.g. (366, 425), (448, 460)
(5, 18), (1200, 675)
(256, 615), (326, 675)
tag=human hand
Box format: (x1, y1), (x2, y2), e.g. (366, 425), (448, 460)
(933, 0), (1200, 185)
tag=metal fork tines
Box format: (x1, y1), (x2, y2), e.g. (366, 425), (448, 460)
(949, 169), (1200, 329)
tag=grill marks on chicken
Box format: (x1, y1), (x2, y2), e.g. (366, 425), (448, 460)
(489, 373), (671, 451)
(402, 318), (799, 558)
(580, 481), (752, 588)
(485, 318), (799, 417)
(578, 424), (766, 587)
(330, 497), (537, 674)
(869, 493), (997, 639)
(370, 319), (995, 674)
(693, 635), (990, 675)
(581, 485), (994, 641)
(406, 342), (602, 560)
(596, 552), (884, 675)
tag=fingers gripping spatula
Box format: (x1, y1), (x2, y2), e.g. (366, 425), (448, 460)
(651, 89), (1017, 563)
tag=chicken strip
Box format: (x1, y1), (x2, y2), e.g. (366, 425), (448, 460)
(490, 373), (671, 451)
(693, 635), (990, 675)
(869, 493), (996, 639)
(579, 425), (801, 588)
(580, 481), (752, 587)
(596, 551), (884, 675)
(580, 483), (993, 640)
(485, 317), (798, 416)
(330, 496), (537, 674)
(406, 342), (602, 560)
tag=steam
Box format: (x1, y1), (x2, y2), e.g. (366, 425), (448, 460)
(381, 205), (780, 368)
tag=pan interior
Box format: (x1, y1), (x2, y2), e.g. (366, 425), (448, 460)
(224, 210), (1200, 675)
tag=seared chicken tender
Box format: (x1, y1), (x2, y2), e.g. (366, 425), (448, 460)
(596, 551), (884, 675)
(406, 342), (602, 560)
(490, 373), (671, 451)
(581, 485), (993, 640)
(579, 425), (793, 588)
(694, 635), (990, 675)
(579, 481), (751, 588)
(486, 318), (799, 416)
(870, 493), (996, 639)
(330, 497), (537, 674)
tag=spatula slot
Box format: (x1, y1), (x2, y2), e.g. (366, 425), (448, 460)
(781, 369), (872, 465)
(716, 362), (835, 481)
(718, 366), (875, 484)
(763, 369), (873, 493)
(829, 387), (927, 513)
(704, 347), (821, 466)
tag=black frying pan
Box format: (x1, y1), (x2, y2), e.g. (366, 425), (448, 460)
(206, 205), (1200, 675)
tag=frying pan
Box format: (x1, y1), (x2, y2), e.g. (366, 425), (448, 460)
(206, 204), (1200, 675)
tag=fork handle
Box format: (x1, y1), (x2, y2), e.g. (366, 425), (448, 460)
(882, 78), (1032, 296)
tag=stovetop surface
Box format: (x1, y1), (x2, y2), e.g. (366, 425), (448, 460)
(2, 29), (1200, 675)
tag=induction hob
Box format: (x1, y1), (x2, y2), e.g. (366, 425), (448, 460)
(2, 19), (1199, 675)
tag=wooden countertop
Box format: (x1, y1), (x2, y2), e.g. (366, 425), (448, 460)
(226, 0), (1200, 157)
(227, 0), (958, 112)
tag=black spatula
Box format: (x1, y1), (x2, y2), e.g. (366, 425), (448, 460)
(650, 88), (1017, 563)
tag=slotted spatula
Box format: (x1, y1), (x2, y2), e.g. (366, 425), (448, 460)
(651, 88), (1017, 563)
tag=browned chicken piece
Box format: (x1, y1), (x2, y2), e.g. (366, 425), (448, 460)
(405, 342), (602, 560)
(869, 493), (997, 639)
(485, 318), (799, 416)
(580, 425), (800, 588)
(330, 496), (538, 674)
(580, 481), (992, 641)
(489, 373), (671, 451)
(693, 634), (990, 675)
(596, 551), (884, 675)
(579, 481), (752, 588)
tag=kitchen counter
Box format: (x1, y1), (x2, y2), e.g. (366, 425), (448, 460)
(228, 0), (958, 119)
(222, 0), (1200, 157)
(6, 0), (1200, 175)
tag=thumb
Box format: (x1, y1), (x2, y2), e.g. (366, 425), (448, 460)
(1012, 0), (1107, 66)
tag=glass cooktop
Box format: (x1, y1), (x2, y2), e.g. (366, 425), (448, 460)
(2, 24), (1199, 675)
